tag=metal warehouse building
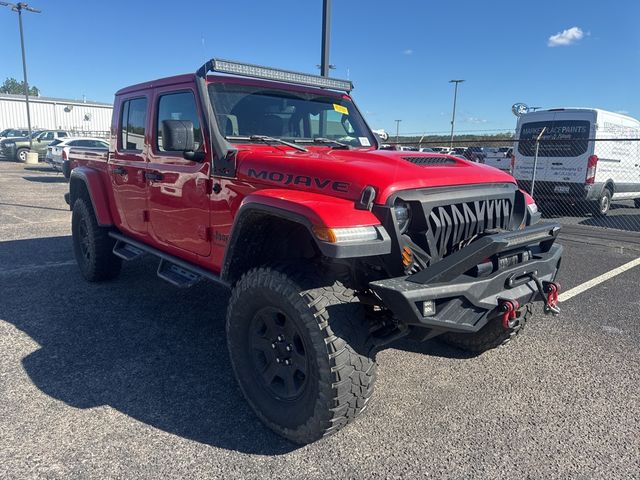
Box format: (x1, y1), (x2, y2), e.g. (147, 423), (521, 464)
(0, 93), (113, 134)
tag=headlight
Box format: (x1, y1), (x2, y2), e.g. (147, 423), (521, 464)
(394, 200), (411, 234)
(526, 202), (540, 226)
(312, 225), (380, 243)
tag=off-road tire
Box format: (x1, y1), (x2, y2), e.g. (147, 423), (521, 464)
(71, 198), (122, 281)
(440, 304), (532, 353)
(16, 148), (29, 162)
(226, 264), (376, 444)
(590, 188), (612, 217)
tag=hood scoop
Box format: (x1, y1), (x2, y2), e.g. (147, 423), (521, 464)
(402, 156), (457, 166)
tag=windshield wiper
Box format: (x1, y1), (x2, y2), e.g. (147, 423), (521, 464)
(295, 137), (350, 149)
(226, 135), (307, 152)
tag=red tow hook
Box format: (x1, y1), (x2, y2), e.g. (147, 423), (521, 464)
(543, 281), (561, 315)
(498, 299), (520, 329)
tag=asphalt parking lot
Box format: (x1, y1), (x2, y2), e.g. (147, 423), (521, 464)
(1, 162), (639, 479)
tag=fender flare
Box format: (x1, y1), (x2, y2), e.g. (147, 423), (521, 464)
(69, 167), (114, 226)
(220, 190), (391, 281)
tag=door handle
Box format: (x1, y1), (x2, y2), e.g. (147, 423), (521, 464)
(112, 166), (127, 175)
(144, 171), (163, 182)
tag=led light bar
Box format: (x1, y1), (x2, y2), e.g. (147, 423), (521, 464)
(312, 226), (379, 243)
(210, 58), (353, 92)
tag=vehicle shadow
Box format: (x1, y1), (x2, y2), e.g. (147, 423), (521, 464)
(22, 176), (67, 183)
(0, 236), (475, 455)
(0, 236), (295, 455)
(23, 165), (55, 173)
(579, 213), (640, 232)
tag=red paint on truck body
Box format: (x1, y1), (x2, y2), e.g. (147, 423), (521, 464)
(69, 73), (518, 274)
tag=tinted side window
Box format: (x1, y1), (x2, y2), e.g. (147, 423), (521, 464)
(58, 132), (68, 138)
(120, 98), (147, 151)
(156, 91), (202, 152)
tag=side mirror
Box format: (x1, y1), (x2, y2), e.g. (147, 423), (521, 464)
(161, 119), (195, 152)
(37, 138), (42, 143)
(371, 129), (389, 142)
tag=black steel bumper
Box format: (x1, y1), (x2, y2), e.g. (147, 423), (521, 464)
(369, 223), (563, 333)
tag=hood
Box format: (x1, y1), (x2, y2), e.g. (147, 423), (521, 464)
(236, 146), (516, 204)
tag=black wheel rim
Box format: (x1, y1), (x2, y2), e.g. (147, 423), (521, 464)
(78, 218), (91, 261)
(249, 306), (309, 401)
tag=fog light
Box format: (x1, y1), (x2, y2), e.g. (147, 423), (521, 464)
(421, 300), (436, 317)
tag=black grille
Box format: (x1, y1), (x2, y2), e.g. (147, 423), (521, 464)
(410, 197), (513, 265)
(402, 156), (456, 166)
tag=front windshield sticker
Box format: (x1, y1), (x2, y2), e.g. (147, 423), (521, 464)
(359, 137), (371, 146)
(333, 104), (349, 115)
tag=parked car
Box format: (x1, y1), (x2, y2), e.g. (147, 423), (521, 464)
(0, 130), (71, 161)
(464, 146), (486, 162)
(512, 108), (640, 216)
(418, 147), (434, 153)
(0, 128), (29, 140)
(45, 137), (109, 174)
(483, 147), (513, 172)
(65, 57), (562, 445)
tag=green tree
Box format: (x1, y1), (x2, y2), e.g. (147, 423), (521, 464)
(0, 77), (39, 96)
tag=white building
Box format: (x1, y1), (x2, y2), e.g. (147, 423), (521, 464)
(0, 93), (113, 135)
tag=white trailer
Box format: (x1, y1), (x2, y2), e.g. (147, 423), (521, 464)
(512, 108), (640, 215)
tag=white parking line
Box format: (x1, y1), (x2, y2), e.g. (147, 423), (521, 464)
(559, 256), (640, 302)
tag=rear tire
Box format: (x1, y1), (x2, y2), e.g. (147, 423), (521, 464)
(16, 148), (28, 163)
(71, 198), (122, 281)
(590, 188), (612, 217)
(440, 304), (531, 353)
(226, 264), (376, 444)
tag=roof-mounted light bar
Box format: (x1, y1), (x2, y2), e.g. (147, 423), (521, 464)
(205, 58), (353, 92)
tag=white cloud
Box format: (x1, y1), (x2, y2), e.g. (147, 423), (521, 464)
(402, 49), (413, 55)
(548, 27), (584, 47)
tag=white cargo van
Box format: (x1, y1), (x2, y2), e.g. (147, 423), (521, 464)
(512, 108), (640, 216)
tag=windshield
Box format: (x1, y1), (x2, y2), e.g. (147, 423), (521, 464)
(208, 82), (375, 148)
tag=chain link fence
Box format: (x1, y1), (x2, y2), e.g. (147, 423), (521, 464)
(389, 136), (640, 234)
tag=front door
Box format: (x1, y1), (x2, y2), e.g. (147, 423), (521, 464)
(109, 96), (149, 235)
(146, 88), (211, 257)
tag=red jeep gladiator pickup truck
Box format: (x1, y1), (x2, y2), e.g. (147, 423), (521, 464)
(65, 58), (562, 444)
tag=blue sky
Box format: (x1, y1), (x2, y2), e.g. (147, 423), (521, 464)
(1, 0), (638, 135)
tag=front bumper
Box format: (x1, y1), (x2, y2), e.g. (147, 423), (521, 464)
(0, 144), (17, 160)
(369, 223), (563, 333)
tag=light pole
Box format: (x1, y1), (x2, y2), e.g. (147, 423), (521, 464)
(320, 0), (331, 77)
(1, 2), (41, 149)
(448, 79), (464, 149)
(394, 119), (402, 144)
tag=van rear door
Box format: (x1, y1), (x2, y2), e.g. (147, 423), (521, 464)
(513, 111), (594, 189)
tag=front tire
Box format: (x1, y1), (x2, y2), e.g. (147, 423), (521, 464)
(71, 198), (122, 281)
(226, 265), (376, 444)
(440, 304), (531, 353)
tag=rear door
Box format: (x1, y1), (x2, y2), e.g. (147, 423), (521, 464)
(109, 96), (149, 235)
(146, 86), (211, 257)
(514, 111), (593, 187)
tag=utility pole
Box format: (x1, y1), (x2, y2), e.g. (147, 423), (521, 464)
(448, 79), (464, 149)
(320, 0), (331, 77)
(395, 119), (402, 144)
(1, 2), (41, 149)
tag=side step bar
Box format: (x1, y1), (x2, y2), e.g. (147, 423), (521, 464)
(109, 231), (230, 289)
